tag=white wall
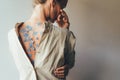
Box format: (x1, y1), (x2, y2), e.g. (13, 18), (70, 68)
(0, 0), (120, 80)
(66, 0), (120, 80)
(0, 0), (32, 80)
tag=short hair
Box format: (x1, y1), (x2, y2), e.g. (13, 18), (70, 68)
(33, 0), (68, 9)
(56, 0), (68, 9)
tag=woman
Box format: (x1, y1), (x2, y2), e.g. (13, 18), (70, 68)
(8, 0), (76, 80)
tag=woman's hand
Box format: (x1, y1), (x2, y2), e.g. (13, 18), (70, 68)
(53, 65), (70, 79)
(56, 10), (70, 29)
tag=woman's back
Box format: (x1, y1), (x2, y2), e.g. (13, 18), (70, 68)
(18, 21), (45, 65)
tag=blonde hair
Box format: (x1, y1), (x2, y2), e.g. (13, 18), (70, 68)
(33, 0), (68, 9)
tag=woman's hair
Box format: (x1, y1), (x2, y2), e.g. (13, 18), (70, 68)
(33, 0), (68, 9)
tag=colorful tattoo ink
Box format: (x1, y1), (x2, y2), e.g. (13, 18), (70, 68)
(33, 32), (38, 36)
(26, 25), (32, 31)
(19, 22), (45, 65)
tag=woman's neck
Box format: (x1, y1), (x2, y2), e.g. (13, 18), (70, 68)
(27, 5), (48, 26)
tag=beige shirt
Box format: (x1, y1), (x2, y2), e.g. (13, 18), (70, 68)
(8, 21), (76, 80)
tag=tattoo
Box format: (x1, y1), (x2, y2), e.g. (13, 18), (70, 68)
(29, 43), (33, 48)
(20, 28), (26, 33)
(23, 33), (29, 37)
(36, 44), (39, 48)
(27, 48), (31, 53)
(29, 40), (33, 47)
(29, 42), (35, 51)
(19, 23), (45, 62)
(28, 53), (32, 57)
(36, 22), (41, 26)
(24, 36), (30, 42)
(26, 25), (32, 31)
(33, 32), (38, 36)
(36, 37), (39, 40)
(40, 31), (43, 35)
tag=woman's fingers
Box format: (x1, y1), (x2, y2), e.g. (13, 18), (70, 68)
(57, 14), (61, 21)
(53, 67), (65, 78)
(55, 70), (64, 74)
(53, 65), (70, 79)
(56, 9), (69, 29)
(56, 66), (65, 71)
(63, 17), (67, 22)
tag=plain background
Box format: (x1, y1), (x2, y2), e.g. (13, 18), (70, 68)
(0, 0), (120, 80)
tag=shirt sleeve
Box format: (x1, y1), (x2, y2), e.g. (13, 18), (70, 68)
(64, 31), (76, 69)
